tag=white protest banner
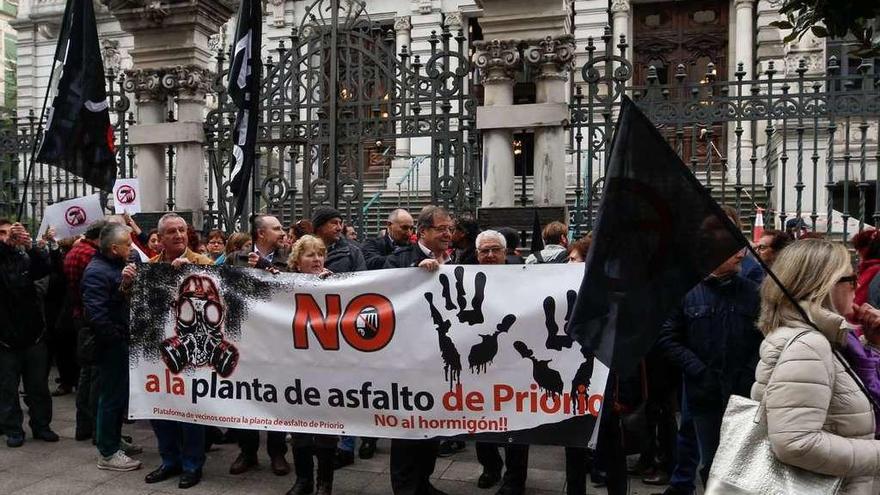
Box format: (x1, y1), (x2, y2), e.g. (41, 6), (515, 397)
(113, 178), (141, 214)
(38, 193), (104, 239)
(129, 264), (609, 445)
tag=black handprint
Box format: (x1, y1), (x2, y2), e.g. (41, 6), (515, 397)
(544, 290), (576, 351)
(570, 345), (595, 413)
(425, 292), (461, 388)
(468, 314), (516, 374)
(513, 340), (563, 397)
(451, 266), (486, 325)
(439, 273), (456, 311)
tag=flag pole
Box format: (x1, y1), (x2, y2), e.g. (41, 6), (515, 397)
(16, 0), (74, 224)
(16, 53), (62, 224)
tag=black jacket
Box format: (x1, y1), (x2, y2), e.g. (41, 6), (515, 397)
(383, 243), (432, 269)
(81, 253), (130, 345)
(326, 238), (367, 273)
(0, 243), (51, 349)
(655, 274), (762, 413)
(362, 234), (406, 270)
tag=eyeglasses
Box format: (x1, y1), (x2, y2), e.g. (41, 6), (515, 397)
(430, 226), (455, 234)
(477, 247), (504, 255)
(837, 275), (857, 289)
(755, 244), (771, 252)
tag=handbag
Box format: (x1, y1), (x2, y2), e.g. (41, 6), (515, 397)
(704, 330), (843, 495)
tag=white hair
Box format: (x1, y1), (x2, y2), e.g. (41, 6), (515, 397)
(476, 229), (506, 250)
(157, 213), (185, 234)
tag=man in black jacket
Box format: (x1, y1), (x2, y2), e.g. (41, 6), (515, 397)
(0, 219), (56, 448)
(312, 207), (367, 273)
(82, 223), (142, 471)
(361, 208), (414, 270)
(311, 206), (366, 469)
(227, 214), (291, 476)
(384, 206), (453, 495)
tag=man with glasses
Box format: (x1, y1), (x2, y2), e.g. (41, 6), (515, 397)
(472, 230), (530, 495)
(384, 205), (454, 495)
(653, 228), (762, 495)
(362, 208), (414, 270)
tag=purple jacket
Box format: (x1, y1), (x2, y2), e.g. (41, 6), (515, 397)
(841, 331), (880, 438)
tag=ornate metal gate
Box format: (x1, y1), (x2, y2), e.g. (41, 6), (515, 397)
(205, 0), (478, 233)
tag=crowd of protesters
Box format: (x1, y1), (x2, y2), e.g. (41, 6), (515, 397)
(1, 203), (880, 494)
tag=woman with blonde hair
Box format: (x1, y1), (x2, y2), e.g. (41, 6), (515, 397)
(287, 234), (332, 277)
(752, 239), (880, 494)
(286, 234), (335, 495)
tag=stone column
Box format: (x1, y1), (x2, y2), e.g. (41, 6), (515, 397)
(473, 39), (520, 208)
(525, 35), (574, 207)
(172, 66), (212, 227)
(394, 16), (412, 158)
(735, 0), (755, 151)
(610, 0), (631, 61)
(123, 70), (169, 211)
(109, 0), (234, 227)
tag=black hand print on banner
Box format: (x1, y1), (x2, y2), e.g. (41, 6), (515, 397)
(543, 290), (576, 351)
(570, 346), (595, 412)
(425, 293), (462, 386)
(468, 314), (516, 374)
(438, 266), (486, 325)
(513, 340), (564, 396)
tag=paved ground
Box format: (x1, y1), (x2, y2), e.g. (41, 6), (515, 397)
(0, 389), (671, 495)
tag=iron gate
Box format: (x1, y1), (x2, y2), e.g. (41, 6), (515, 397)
(205, 0), (479, 233)
(570, 28), (880, 241)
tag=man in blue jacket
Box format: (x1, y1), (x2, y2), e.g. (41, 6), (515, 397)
(82, 223), (142, 471)
(654, 245), (762, 495)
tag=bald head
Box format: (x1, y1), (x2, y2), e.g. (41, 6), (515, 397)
(386, 208), (414, 245)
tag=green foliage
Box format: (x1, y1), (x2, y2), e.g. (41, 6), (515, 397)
(770, 0), (880, 57)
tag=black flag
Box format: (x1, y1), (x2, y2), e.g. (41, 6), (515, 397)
(35, 0), (116, 191)
(227, 0), (262, 215)
(567, 96), (747, 373)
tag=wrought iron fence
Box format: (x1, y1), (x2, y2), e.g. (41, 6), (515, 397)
(204, 0), (479, 235)
(570, 28), (880, 242)
(1, 69), (134, 229)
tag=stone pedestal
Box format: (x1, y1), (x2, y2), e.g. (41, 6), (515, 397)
(525, 35), (574, 207)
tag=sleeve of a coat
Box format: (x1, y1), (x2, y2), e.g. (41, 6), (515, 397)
(81, 268), (121, 344)
(361, 238), (386, 270)
(654, 304), (706, 378)
(764, 335), (880, 477)
(351, 246), (367, 272)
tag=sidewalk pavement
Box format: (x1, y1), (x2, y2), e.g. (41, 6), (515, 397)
(0, 390), (668, 495)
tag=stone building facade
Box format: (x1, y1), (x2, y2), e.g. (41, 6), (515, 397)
(9, 0), (877, 233)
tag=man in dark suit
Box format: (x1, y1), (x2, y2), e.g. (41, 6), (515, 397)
(227, 214), (291, 476)
(384, 206), (454, 495)
(362, 208), (414, 270)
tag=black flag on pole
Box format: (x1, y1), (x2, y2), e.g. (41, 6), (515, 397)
(567, 96), (747, 373)
(227, 0), (262, 216)
(36, 0), (116, 191)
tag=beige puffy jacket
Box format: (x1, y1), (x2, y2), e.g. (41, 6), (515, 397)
(751, 308), (880, 495)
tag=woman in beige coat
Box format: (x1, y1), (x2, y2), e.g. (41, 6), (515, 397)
(752, 239), (880, 494)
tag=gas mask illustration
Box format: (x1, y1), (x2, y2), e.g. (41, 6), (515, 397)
(160, 274), (239, 377)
